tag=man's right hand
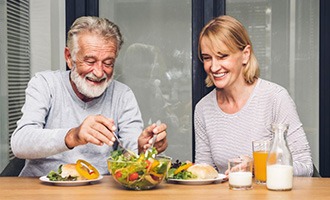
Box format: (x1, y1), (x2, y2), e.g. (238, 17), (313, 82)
(65, 115), (116, 149)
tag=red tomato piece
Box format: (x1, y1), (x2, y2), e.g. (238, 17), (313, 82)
(115, 171), (122, 178)
(129, 172), (139, 181)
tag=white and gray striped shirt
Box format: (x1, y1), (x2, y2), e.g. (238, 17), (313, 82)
(194, 78), (313, 176)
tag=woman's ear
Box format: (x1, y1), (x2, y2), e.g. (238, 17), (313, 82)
(242, 45), (251, 65)
(64, 47), (73, 69)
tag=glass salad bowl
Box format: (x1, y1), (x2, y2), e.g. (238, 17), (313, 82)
(107, 148), (172, 190)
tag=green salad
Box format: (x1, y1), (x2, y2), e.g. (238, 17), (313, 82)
(167, 160), (197, 180)
(47, 165), (78, 181)
(107, 148), (171, 190)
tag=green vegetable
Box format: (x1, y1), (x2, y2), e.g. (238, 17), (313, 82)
(108, 147), (171, 190)
(167, 162), (197, 180)
(156, 162), (169, 174)
(46, 165), (78, 181)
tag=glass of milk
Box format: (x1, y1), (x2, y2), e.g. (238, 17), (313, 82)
(228, 157), (253, 190)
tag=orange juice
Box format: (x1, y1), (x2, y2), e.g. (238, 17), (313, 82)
(253, 151), (268, 183)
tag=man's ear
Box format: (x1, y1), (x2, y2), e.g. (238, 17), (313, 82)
(242, 45), (251, 65)
(64, 47), (73, 69)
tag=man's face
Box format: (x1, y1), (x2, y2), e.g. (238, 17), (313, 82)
(67, 32), (117, 101)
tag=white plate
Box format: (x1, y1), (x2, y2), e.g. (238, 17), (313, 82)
(166, 174), (227, 185)
(39, 175), (103, 186)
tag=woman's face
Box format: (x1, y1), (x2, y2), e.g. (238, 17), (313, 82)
(65, 32), (117, 100)
(200, 37), (250, 90)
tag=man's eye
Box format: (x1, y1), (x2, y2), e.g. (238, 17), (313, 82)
(85, 61), (95, 65)
(104, 62), (114, 68)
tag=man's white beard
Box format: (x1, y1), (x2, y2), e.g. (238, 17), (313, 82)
(70, 66), (113, 98)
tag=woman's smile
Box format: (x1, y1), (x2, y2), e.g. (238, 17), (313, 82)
(213, 72), (227, 78)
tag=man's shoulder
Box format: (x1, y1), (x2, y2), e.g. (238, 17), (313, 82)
(33, 70), (67, 81)
(111, 80), (132, 92)
(104, 80), (138, 107)
(29, 70), (68, 92)
(111, 79), (127, 87)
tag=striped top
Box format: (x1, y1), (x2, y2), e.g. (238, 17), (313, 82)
(194, 78), (313, 176)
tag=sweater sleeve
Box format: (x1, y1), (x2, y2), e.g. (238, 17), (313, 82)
(11, 73), (70, 159)
(273, 88), (313, 177)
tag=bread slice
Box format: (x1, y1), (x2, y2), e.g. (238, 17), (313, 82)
(187, 163), (218, 179)
(61, 164), (87, 180)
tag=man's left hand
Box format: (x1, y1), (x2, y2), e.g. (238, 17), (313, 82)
(138, 122), (168, 154)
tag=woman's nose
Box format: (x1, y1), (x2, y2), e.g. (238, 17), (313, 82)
(210, 58), (221, 72)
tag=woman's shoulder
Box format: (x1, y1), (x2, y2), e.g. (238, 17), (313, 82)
(257, 78), (289, 95)
(195, 89), (217, 110)
(256, 78), (293, 106)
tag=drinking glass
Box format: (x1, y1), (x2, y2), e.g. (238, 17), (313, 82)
(228, 157), (253, 190)
(252, 140), (271, 184)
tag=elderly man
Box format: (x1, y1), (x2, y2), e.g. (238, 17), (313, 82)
(11, 16), (168, 176)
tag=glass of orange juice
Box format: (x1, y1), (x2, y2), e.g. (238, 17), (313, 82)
(252, 140), (271, 184)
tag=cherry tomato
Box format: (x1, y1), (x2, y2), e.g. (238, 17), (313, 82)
(129, 172), (139, 181)
(115, 171), (122, 178)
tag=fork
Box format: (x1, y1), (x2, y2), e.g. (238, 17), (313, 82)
(113, 133), (138, 158)
(145, 120), (161, 157)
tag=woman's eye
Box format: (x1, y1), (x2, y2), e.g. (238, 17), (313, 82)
(202, 56), (211, 61)
(218, 54), (228, 59)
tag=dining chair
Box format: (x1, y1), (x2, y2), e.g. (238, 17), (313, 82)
(0, 157), (25, 176)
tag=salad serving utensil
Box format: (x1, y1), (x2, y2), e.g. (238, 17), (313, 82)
(113, 133), (138, 158)
(145, 120), (161, 157)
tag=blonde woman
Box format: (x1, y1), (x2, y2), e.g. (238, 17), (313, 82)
(194, 15), (313, 176)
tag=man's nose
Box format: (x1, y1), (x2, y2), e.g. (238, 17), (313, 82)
(93, 62), (105, 78)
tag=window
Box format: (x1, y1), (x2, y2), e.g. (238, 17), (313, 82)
(227, 0), (319, 169)
(99, 0), (193, 161)
(0, 0), (30, 171)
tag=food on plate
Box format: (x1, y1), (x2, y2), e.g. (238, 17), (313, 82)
(167, 160), (196, 180)
(60, 164), (84, 180)
(167, 160), (218, 180)
(187, 163), (219, 179)
(107, 147), (172, 190)
(46, 159), (100, 181)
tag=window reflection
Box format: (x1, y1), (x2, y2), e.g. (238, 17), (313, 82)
(227, 0), (319, 168)
(100, 0), (192, 160)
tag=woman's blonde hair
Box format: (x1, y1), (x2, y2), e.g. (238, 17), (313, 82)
(198, 15), (259, 87)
